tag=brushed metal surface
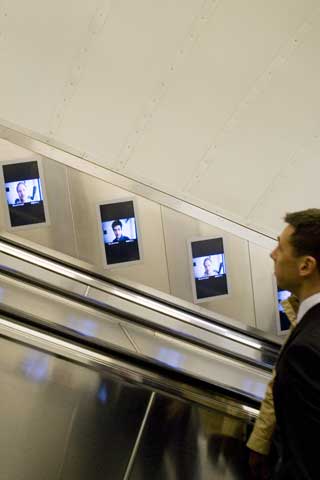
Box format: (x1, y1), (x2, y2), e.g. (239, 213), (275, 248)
(0, 238), (280, 369)
(0, 273), (137, 354)
(123, 323), (270, 402)
(0, 231), (282, 345)
(0, 269), (271, 401)
(0, 316), (259, 421)
(129, 393), (252, 480)
(0, 334), (151, 480)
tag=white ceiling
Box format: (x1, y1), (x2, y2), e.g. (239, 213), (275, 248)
(0, 0), (319, 236)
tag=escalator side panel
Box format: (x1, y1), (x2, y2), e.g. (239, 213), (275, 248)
(0, 335), (151, 480)
(129, 393), (250, 480)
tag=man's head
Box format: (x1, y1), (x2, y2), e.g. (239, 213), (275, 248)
(112, 220), (123, 240)
(16, 182), (27, 203)
(203, 257), (212, 270)
(271, 209), (320, 299)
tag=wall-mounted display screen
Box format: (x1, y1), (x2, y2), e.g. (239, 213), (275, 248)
(1, 160), (48, 228)
(188, 237), (229, 303)
(98, 199), (141, 267)
(276, 287), (291, 335)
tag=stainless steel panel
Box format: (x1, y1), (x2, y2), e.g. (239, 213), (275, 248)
(0, 272), (270, 400)
(129, 393), (251, 480)
(0, 237), (282, 349)
(123, 323), (270, 401)
(0, 251), (88, 296)
(0, 317), (259, 421)
(88, 286), (278, 368)
(0, 328), (151, 480)
(0, 274), (136, 354)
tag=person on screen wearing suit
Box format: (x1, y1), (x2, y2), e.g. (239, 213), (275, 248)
(111, 220), (130, 243)
(268, 208), (320, 479)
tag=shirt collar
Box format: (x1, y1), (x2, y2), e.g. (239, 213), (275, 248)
(297, 292), (320, 323)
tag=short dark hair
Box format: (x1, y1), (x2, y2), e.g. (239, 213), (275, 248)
(203, 257), (211, 266)
(285, 208), (320, 272)
(16, 181), (26, 190)
(112, 220), (122, 230)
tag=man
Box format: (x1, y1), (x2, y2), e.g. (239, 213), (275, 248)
(266, 208), (320, 479)
(247, 294), (299, 480)
(15, 182), (29, 204)
(111, 220), (130, 243)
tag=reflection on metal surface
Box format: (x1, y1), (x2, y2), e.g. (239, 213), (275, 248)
(0, 313), (259, 480)
(0, 271), (271, 401)
(129, 394), (251, 479)
(0, 316), (259, 421)
(0, 238), (279, 371)
(21, 352), (50, 383)
(0, 330), (151, 480)
(0, 237), (280, 358)
(157, 347), (185, 369)
(123, 392), (156, 480)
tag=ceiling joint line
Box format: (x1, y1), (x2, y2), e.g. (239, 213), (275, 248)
(182, 5), (320, 194)
(111, 0), (222, 172)
(46, 0), (114, 140)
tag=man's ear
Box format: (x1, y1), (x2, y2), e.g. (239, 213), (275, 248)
(299, 256), (317, 277)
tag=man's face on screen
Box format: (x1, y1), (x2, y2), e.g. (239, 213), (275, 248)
(17, 183), (28, 203)
(113, 225), (122, 240)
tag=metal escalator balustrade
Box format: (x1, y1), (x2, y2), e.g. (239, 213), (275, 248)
(0, 312), (259, 480)
(0, 237), (280, 371)
(0, 272), (271, 402)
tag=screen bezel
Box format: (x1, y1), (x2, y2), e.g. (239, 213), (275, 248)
(187, 235), (230, 304)
(96, 197), (143, 269)
(0, 158), (50, 230)
(272, 275), (292, 336)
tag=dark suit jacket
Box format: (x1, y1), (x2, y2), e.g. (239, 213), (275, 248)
(273, 303), (320, 479)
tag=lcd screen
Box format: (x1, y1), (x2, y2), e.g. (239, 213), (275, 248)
(189, 237), (228, 302)
(2, 160), (47, 228)
(277, 288), (291, 333)
(98, 200), (141, 266)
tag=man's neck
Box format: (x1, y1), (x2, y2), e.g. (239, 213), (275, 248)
(297, 283), (320, 303)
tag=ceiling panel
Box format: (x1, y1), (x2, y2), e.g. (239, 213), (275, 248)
(53, 0), (202, 164)
(0, 0), (319, 237)
(0, 0), (101, 135)
(121, 0), (317, 191)
(247, 138), (320, 234)
(188, 11), (320, 220)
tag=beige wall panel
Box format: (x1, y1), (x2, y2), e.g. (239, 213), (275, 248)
(161, 206), (256, 327)
(249, 243), (277, 335)
(67, 169), (170, 293)
(0, 140), (77, 256)
(0, 0), (100, 135)
(123, 0), (317, 191)
(55, 0), (201, 163)
(248, 140), (320, 234)
(189, 15), (320, 219)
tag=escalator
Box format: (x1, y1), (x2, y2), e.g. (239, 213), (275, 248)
(0, 237), (279, 479)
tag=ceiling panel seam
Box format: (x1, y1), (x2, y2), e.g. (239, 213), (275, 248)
(183, 6), (319, 194)
(245, 131), (320, 223)
(46, 0), (114, 140)
(0, 122), (276, 248)
(0, 1), (9, 48)
(111, 0), (222, 172)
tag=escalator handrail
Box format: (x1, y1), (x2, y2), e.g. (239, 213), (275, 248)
(0, 237), (280, 369)
(0, 312), (261, 422)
